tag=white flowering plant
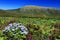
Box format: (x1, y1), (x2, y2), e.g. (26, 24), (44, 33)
(2, 23), (28, 40)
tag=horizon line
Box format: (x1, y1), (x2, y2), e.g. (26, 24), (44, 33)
(0, 5), (60, 10)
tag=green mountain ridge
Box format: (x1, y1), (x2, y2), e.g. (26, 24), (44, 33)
(0, 6), (60, 19)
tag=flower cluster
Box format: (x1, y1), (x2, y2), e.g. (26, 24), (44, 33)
(2, 23), (28, 35)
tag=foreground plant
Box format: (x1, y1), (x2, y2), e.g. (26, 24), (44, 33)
(2, 23), (28, 40)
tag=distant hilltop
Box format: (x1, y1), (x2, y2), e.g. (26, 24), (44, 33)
(0, 5), (60, 19)
(21, 5), (60, 10)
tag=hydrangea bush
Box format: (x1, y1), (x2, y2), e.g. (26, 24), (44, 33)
(2, 23), (28, 40)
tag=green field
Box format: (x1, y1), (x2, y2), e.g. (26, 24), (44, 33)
(0, 17), (60, 40)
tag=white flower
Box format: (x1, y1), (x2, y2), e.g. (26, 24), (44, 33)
(16, 27), (18, 30)
(2, 23), (29, 35)
(9, 23), (13, 26)
(12, 29), (15, 31)
(2, 30), (6, 32)
(13, 23), (18, 27)
(18, 23), (22, 26)
(18, 25), (28, 35)
(21, 31), (28, 35)
(4, 26), (11, 30)
(24, 31), (28, 35)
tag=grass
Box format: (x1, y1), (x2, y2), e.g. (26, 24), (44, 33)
(0, 17), (60, 40)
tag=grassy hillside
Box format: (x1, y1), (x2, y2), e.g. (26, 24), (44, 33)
(0, 6), (60, 40)
(0, 6), (60, 19)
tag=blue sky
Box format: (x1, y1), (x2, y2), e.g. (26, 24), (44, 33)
(0, 0), (60, 10)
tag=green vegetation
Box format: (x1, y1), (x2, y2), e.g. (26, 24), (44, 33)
(0, 6), (60, 19)
(0, 6), (60, 40)
(0, 17), (60, 40)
